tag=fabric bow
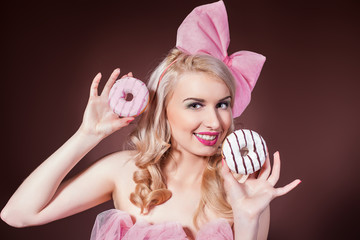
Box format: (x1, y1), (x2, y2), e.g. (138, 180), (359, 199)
(176, 0), (266, 118)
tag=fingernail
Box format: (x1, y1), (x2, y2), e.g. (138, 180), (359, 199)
(127, 118), (134, 124)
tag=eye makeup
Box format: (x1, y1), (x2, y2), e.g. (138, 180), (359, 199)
(183, 96), (232, 110)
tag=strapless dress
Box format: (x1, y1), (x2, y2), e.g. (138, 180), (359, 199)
(90, 209), (233, 240)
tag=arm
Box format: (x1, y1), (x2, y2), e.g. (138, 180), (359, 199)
(1, 69), (134, 228)
(222, 152), (301, 240)
(232, 205), (269, 240)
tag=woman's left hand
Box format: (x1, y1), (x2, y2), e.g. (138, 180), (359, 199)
(221, 151), (301, 219)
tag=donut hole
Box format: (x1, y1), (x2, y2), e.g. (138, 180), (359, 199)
(124, 92), (134, 101)
(240, 147), (249, 157)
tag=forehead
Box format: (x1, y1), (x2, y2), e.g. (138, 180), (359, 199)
(172, 72), (230, 99)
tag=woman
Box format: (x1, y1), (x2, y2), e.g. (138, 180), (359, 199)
(1, 2), (300, 240)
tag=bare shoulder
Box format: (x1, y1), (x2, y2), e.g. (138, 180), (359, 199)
(98, 151), (139, 209)
(95, 150), (138, 176)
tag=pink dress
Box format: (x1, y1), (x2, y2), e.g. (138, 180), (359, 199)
(90, 209), (233, 240)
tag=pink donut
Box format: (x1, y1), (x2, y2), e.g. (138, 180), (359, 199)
(108, 77), (149, 117)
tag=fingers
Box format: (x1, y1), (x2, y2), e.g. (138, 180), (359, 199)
(91, 69), (134, 98)
(248, 172), (257, 179)
(111, 117), (135, 131)
(101, 68), (121, 97)
(120, 72), (133, 79)
(90, 72), (102, 97)
(258, 151), (271, 180)
(268, 151), (281, 186)
(221, 158), (231, 173)
(275, 179), (301, 197)
(221, 159), (240, 187)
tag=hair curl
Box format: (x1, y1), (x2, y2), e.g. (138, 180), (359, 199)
(129, 48), (235, 227)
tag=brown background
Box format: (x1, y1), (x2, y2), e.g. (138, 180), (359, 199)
(1, 0), (359, 239)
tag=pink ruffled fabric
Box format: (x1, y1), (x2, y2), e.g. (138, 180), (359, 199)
(90, 209), (233, 240)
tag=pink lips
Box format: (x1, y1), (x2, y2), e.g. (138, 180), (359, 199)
(194, 132), (220, 146)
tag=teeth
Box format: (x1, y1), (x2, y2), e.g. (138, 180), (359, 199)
(195, 133), (217, 141)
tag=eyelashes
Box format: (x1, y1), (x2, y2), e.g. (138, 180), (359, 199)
(186, 101), (230, 110)
(187, 102), (203, 109)
(216, 101), (230, 109)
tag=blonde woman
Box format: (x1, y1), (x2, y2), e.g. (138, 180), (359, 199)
(1, 1), (300, 240)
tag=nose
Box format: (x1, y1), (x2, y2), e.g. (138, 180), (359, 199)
(203, 107), (221, 130)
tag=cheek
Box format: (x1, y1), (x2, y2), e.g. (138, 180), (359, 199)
(167, 104), (191, 133)
(167, 109), (202, 141)
(220, 111), (233, 133)
(169, 111), (199, 133)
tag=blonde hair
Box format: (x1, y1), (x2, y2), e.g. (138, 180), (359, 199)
(129, 48), (236, 227)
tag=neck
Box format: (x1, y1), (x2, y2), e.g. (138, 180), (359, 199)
(163, 148), (209, 186)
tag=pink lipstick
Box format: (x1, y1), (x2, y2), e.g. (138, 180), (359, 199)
(194, 132), (220, 146)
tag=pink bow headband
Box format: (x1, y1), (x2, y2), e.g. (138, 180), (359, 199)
(175, 0), (266, 117)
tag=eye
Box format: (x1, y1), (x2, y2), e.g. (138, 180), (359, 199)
(187, 102), (203, 109)
(217, 101), (230, 109)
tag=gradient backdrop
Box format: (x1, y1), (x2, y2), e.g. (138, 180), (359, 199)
(1, 0), (359, 239)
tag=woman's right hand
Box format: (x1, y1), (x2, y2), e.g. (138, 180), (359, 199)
(79, 68), (134, 139)
(1, 68), (135, 228)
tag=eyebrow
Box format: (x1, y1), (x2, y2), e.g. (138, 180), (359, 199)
(183, 96), (232, 102)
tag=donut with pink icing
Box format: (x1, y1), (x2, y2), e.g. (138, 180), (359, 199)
(222, 129), (267, 175)
(108, 77), (149, 117)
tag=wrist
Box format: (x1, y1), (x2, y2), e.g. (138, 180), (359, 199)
(232, 207), (261, 223)
(76, 125), (104, 143)
(233, 210), (260, 240)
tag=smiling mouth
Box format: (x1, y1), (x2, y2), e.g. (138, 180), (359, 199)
(194, 133), (217, 141)
(194, 132), (219, 146)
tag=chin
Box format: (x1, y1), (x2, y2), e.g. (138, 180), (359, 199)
(194, 148), (220, 158)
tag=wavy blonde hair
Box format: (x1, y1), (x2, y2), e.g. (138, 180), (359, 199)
(129, 48), (236, 227)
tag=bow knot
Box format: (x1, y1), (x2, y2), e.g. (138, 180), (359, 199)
(223, 55), (232, 67)
(176, 1), (265, 117)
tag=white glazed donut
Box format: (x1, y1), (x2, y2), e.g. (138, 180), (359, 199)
(222, 129), (267, 175)
(108, 77), (149, 117)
